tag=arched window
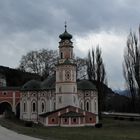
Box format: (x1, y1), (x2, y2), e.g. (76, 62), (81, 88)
(32, 102), (36, 112)
(94, 100), (96, 112)
(86, 101), (89, 111)
(60, 52), (63, 59)
(54, 102), (56, 110)
(58, 96), (62, 104)
(41, 102), (45, 112)
(73, 86), (75, 92)
(23, 102), (26, 112)
(80, 102), (83, 110)
(73, 96), (76, 103)
(59, 86), (61, 93)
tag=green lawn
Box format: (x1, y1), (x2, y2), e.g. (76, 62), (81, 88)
(0, 117), (140, 140)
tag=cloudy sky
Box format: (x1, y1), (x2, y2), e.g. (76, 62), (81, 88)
(0, 0), (140, 90)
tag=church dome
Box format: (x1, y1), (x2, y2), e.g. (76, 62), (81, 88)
(77, 80), (96, 90)
(41, 75), (55, 90)
(22, 80), (41, 91)
(59, 24), (72, 40)
(59, 30), (72, 40)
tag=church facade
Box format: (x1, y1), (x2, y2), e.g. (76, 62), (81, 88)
(20, 27), (98, 127)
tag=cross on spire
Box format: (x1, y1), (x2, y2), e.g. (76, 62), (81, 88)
(65, 21), (67, 31)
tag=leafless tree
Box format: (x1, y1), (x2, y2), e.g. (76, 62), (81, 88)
(19, 49), (58, 78)
(123, 27), (140, 112)
(75, 57), (87, 79)
(87, 46), (106, 119)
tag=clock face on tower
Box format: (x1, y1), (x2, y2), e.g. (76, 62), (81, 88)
(65, 40), (69, 44)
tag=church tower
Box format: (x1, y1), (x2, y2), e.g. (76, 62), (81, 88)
(55, 24), (79, 109)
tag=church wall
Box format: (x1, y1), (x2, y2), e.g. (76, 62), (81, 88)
(20, 28), (99, 126)
(85, 112), (96, 124)
(77, 90), (98, 115)
(0, 90), (20, 113)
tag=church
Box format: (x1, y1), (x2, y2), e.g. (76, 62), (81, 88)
(20, 26), (99, 127)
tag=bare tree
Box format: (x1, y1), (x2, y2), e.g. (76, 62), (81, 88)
(19, 49), (58, 78)
(75, 57), (87, 79)
(87, 46), (106, 119)
(123, 27), (140, 112)
(87, 49), (95, 80)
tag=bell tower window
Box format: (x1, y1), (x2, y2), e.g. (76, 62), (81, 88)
(60, 52), (63, 59)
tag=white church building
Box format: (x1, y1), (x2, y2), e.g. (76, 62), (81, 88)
(20, 26), (98, 127)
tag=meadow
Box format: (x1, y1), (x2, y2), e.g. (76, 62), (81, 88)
(0, 117), (140, 140)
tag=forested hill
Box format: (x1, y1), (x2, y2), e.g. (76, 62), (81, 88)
(91, 80), (131, 112)
(0, 66), (41, 87)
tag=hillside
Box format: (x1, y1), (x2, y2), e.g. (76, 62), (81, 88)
(0, 66), (41, 87)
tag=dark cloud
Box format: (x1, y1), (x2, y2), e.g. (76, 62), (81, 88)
(0, 0), (139, 35)
(0, 0), (139, 89)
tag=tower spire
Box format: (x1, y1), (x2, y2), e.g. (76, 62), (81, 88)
(65, 21), (67, 31)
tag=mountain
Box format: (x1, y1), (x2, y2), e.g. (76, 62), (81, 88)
(114, 89), (130, 97)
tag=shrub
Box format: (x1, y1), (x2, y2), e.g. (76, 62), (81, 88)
(4, 110), (15, 119)
(114, 116), (118, 120)
(119, 117), (124, 120)
(24, 121), (34, 127)
(95, 123), (102, 128)
(129, 117), (135, 121)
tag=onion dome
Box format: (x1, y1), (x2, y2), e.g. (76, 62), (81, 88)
(77, 80), (96, 90)
(59, 24), (72, 40)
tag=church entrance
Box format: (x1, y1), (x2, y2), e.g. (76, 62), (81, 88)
(0, 102), (12, 115)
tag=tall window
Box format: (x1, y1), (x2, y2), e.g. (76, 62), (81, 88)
(54, 102), (56, 110)
(86, 101), (89, 111)
(73, 86), (75, 92)
(32, 102), (36, 112)
(59, 96), (62, 104)
(41, 102), (45, 112)
(73, 96), (76, 103)
(60, 52), (63, 59)
(59, 86), (61, 93)
(80, 102), (83, 110)
(23, 102), (26, 112)
(94, 100), (96, 112)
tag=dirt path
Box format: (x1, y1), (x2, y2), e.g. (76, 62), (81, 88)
(0, 125), (42, 140)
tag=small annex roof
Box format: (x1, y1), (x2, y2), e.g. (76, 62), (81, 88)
(39, 105), (72, 117)
(77, 80), (96, 90)
(21, 79), (41, 91)
(60, 111), (84, 118)
(39, 105), (96, 118)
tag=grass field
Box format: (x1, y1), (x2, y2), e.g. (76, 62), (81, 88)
(0, 117), (140, 140)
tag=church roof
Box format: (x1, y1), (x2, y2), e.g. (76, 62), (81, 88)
(21, 78), (96, 91)
(77, 80), (96, 90)
(41, 75), (55, 90)
(59, 30), (72, 40)
(59, 24), (72, 40)
(21, 80), (41, 91)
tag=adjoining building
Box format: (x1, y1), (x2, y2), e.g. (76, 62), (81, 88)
(20, 26), (99, 127)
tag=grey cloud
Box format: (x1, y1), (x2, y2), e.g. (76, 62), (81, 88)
(0, 0), (140, 36)
(0, 0), (139, 89)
